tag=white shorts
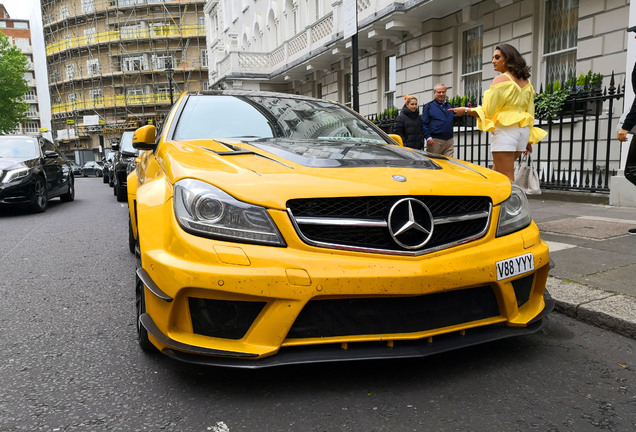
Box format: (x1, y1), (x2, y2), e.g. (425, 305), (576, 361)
(491, 125), (530, 152)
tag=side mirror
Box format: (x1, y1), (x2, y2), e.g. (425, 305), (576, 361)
(133, 125), (157, 151)
(388, 134), (403, 147)
(44, 150), (59, 158)
(111, 143), (120, 151)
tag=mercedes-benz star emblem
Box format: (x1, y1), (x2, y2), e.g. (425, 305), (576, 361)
(387, 198), (434, 249)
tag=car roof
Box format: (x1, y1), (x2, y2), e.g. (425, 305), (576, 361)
(193, 90), (328, 104)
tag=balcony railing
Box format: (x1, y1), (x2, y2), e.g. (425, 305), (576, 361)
(214, 12), (334, 80)
(52, 93), (172, 115)
(46, 24), (205, 56)
(368, 74), (625, 194)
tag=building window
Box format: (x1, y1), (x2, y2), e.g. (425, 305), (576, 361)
(343, 72), (352, 108)
(14, 22), (29, 29)
(87, 59), (100, 76)
(201, 50), (208, 67)
(23, 90), (36, 102)
(152, 54), (173, 69)
(81, 0), (95, 13)
(122, 55), (147, 72)
(544, 0), (578, 86)
(66, 64), (75, 79)
(14, 38), (30, 51)
(59, 5), (70, 19)
(385, 55), (396, 109)
(0, 22), (6, 28)
(25, 122), (40, 133)
(27, 107), (38, 117)
(84, 28), (96, 44)
(462, 26), (483, 101)
(202, 81), (209, 91)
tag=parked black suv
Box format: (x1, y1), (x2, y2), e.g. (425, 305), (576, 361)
(111, 131), (138, 202)
(0, 135), (75, 212)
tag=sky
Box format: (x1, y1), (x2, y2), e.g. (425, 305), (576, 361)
(2, 0), (36, 20)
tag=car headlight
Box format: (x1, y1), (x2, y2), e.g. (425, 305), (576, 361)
(174, 178), (286, 246)
(1, 166), (30, 183)
(496, 184), (532, 237)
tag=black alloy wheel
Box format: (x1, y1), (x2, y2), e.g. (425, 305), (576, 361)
(30, 177), (48, 213)
(135, 240), (155, 352)
(128, 215), (136, 254)
(60, 177), (75, 202)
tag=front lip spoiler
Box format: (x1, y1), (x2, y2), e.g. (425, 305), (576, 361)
(141, 291), (556, 369)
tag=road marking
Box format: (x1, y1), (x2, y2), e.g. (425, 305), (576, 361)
(546, 240), (577, 252)
(577, 216), (635, 225)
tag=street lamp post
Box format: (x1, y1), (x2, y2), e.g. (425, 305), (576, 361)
(165, 67), (174, 105)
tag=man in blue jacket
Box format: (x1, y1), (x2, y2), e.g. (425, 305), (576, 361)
(421, 84), (456, 157)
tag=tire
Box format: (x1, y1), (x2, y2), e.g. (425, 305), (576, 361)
(128, 215), (136, 254)
(135, 241), (155, 352)
(97, 170), (103, 177)
(30, 177), (48, 213)
(109, 174), (114, 187)
(116, 183), (127, 202)
(102, 172), (109, 183)
(60, 176), (75, 202)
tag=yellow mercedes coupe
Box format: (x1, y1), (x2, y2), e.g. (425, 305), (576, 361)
(127, 90), (553, 368)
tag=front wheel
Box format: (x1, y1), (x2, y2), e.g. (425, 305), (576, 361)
(128, 215), (136, 254)
(116, 182), (127, 202)
(135, 239), (155, 352)
(60, 177), (75, 202)
(30, 177), (48, 213)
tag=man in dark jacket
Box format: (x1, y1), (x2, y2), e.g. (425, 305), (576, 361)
(616, 25), (636, 235)
(394, 95), (424, 149)
(421, 84), (456, 157)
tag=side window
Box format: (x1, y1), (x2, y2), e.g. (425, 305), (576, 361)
(543, 0), (579, 86)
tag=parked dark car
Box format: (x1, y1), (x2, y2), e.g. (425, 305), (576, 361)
(81, 161), (103, 177)
(69, 161), (82, 176)
(0, 135), (75, 213)
(111, 131), (138, 202)
(102, 153), (115, 185)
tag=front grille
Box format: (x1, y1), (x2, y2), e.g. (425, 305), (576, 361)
(287, 196), (491, 255)
(287, 286), (500, 339)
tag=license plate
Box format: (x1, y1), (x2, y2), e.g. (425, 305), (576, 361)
(496, 253), (534, 281)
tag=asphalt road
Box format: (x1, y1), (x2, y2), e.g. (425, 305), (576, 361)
(1, 178), (635, 431)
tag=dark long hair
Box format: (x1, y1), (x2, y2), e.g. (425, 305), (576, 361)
(496, 43), (531, 80)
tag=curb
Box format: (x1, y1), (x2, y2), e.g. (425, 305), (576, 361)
(547, 277), (636, 339)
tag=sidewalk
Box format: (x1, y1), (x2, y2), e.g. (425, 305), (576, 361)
(527, 191), (636, 339)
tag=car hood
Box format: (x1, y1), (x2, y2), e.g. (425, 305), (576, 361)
(0, 157), (38, 170)
(156, 138), (512, 209)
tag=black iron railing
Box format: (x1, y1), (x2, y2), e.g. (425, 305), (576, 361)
(369, 73), (625, 194)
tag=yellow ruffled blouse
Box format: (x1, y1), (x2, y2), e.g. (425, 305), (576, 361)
(473, 76), (547, 144)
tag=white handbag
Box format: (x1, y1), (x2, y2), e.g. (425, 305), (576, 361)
(514, 154), (542, 195)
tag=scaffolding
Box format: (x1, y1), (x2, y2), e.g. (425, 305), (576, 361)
(41, 0), (208, 149)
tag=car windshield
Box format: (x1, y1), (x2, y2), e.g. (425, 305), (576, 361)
(173, 95), (388, 144)
(0, 136), (39, 158)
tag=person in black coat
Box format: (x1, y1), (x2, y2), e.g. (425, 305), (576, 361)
(616, 25), (636, 235)
(394, 95), (424, 149)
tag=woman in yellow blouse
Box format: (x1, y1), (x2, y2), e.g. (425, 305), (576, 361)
(450, 44), (546, 181)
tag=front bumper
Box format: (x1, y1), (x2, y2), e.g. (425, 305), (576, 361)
(136, 200), (552, 367)
(0, 175), (36, 206)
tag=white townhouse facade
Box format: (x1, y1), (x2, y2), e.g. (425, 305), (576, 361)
(204, 0), (630, 117)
